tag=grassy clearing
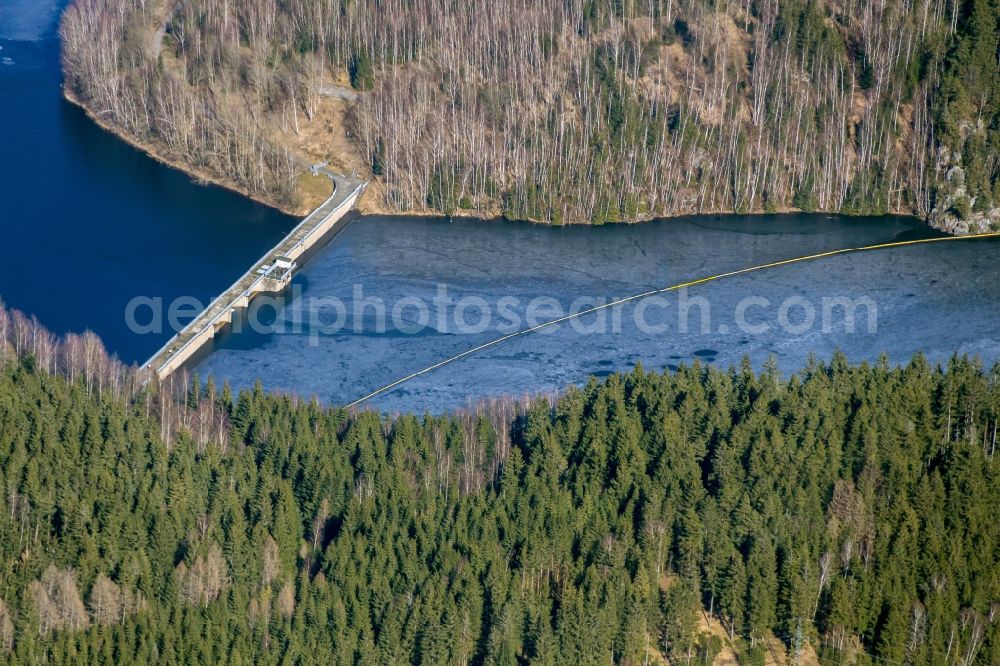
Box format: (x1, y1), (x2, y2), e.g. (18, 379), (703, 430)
(296, 171), (335, 214)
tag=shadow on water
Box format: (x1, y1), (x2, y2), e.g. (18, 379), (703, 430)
(892, 226), (950, 243)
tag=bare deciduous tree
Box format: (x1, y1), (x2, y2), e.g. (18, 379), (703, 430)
(176, 543), (231, 606)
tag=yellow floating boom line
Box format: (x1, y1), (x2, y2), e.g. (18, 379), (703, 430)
(346, 231), (1000, 408)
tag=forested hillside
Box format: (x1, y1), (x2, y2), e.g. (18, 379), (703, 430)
(61, 0), (999, 230)
(0, 301), (998, 663)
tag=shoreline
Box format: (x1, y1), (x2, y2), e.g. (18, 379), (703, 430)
(62, 87), (309, 218)
(65, 87), (943, 233)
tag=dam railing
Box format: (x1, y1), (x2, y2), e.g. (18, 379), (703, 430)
(143, 171), (366, 380)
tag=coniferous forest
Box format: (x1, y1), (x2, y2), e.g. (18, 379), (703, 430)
(60, 0), (1000, 231)
(0, 304), (997, 664)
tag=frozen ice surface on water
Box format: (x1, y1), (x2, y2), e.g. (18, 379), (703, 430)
(194, 213), (1000, 413)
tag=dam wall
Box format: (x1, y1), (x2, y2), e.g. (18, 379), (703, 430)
(143, 173), (366, 381)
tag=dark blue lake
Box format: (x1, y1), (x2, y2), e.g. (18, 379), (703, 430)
(0, 10), (297, 364)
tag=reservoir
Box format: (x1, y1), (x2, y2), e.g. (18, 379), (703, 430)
(0, 9), (298, 364)
(193, 214), (1000, 413)
(2, 4), (998, 413)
